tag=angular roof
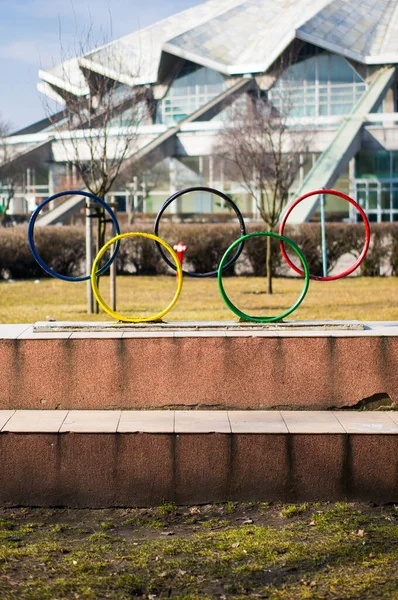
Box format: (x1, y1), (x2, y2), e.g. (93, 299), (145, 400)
(297, 0), (398, 64)
(39, 0), (398, 99)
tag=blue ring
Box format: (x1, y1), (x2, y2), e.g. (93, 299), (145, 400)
(28, 190), (121, 282)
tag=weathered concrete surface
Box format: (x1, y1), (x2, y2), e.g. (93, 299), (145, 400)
(0, 431), (397, 506)
(1, 334), (398, 409)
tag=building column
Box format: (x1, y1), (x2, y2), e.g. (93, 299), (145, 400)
(383, 87), (395, 115)
(349, 157), (356, 221)
(209, 156), (214, 212)
(169, 158), (179, 214)
(48, 162), (55, 211)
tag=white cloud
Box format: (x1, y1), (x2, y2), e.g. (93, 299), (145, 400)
(0, 38), (65, 68)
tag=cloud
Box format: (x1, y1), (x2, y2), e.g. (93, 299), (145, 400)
(3, 0), (134, 30)
(0, 39), (64, 68)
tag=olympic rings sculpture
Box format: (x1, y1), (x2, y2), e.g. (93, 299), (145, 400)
(154, 186), (246, 278)
(28, 187), (371, 323)
(279, 189), (371, 281)
(28, 190), (120, 282)
(91, 232), (183, 323)
(218, 232), (310, 323)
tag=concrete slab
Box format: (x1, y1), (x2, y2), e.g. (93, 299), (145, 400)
(228, 411), (288, 433)
(384, 412), (398, 427)
(122, 332), (176, 338)
(70, 332), (124, 339)
(0, 325), (32, 339)
(60, 410), (121, 433)
(175, 411), (231, 433)
(116, 434), (174, 505)
(33, 320), (365, 333)
(0, 410), (15, 430)
(3, 329), (398, 411)
(0, 410), (397, 506)
(333, 411), (398, 434)
(175, 433), (230, 504)
(173, 331), (227, 337)
(4, 410), (68, 432)
(229, 435), (289, 501)
(281, 411), (345, 434)
(18, 326), (71, 339)
(289, 434), (347, 501)
(118, 410), (174, 433)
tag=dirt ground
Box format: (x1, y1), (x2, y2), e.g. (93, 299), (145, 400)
(1, 501), (398, 599)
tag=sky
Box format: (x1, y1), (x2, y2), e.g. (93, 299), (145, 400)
(0, 0), (201, 132)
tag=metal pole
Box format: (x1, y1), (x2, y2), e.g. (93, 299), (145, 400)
(110, 253), (116, 312)
(86, 200), (94, 314)
(320, 192), (327, 278)
(109, 197), (118, 312)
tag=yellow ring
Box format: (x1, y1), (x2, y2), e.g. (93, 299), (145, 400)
(91, 232), (183, 323)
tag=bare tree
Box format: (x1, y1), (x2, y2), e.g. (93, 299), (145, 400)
(41, 23), (152, 232)
(41, 25), (152, 311)
(118, 155), (169, 225)
(215, 86), (310, 294)
(0, 117), (17, 226)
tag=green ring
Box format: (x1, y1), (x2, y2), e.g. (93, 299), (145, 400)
(217, 231), (310, 323)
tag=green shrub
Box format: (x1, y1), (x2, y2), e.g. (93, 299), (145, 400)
(131, 223), (244, 276)
(283, 223), (368, 277)
(244, 224), (284, 276)
(0, 225), (86, 280)
(359, 224), (394, 277)
(1, 221), (397, 280)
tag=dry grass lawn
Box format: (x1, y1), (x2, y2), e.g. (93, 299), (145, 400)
(0, 275), (397, 324)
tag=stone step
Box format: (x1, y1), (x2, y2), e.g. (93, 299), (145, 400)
(0, 409), (397, 506)
(1, 322), (398, 411)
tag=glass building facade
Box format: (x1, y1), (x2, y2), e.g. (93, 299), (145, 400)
(354, 151), (398, 222)
(269, 48), (367, 118)
(157, 61), (226, 124)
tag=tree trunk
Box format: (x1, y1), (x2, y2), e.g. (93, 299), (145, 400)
(266, 229), (273, 295)
(0, 196), (12, 227)
(94, 207), (106, 315)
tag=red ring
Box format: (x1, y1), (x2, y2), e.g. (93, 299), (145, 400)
(279, 189), (371, 281)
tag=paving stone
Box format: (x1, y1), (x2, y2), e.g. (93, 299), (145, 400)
(118, 410), (174, 432)
(0, 325), (32, 339)
(228, 411), (288, 433)
(0, 410), (15, 430)
(333, 411), (398, 434)
(175, 410), (231, 433)
(4, 410), (68, 432)
(60, 410), (121, 433)
(281, 411), (345, 434)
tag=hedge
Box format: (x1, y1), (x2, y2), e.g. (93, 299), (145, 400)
(0, 222), (396, 280)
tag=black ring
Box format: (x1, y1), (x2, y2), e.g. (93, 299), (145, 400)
(154, 186), (246, 278)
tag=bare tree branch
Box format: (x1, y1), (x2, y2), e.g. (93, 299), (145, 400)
(214, 84), (311, 293)
(0, 116), (21, 226)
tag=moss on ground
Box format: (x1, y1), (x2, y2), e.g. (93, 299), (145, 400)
(0, 502), (398, 599)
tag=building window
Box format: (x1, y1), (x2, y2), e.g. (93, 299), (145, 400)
(353, 151), (398, 222)
(269, 49), (366, 118)
(157, 61), (226, 124)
